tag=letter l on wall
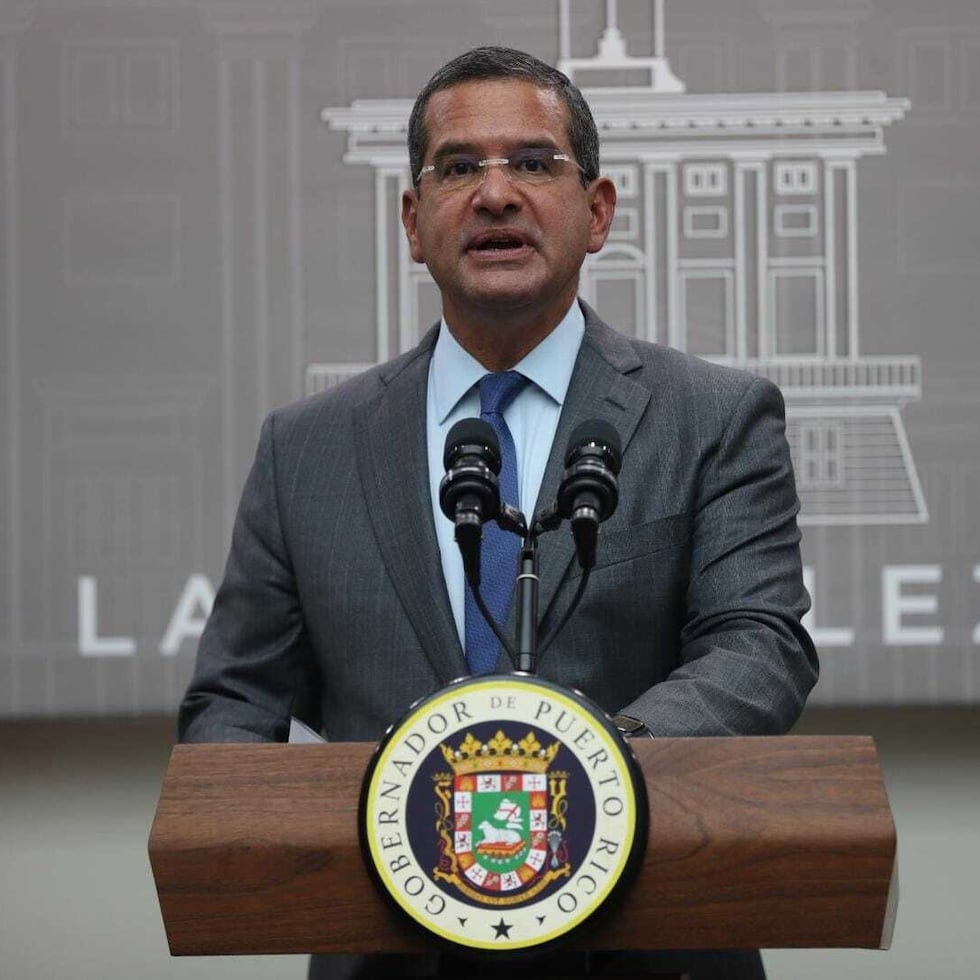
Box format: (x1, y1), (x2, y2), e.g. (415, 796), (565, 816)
(78, 576), (136, 657)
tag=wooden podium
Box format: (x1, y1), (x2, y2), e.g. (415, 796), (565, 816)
(148, 736), (897, 956)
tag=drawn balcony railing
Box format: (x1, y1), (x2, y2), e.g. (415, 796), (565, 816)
(721, 356), (922, 401)
(305, 362), (376, 396)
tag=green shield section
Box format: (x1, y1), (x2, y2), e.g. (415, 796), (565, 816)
(470, 790), (530, 875)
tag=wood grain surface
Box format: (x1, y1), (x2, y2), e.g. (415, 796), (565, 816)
(148, 736), (896, 955)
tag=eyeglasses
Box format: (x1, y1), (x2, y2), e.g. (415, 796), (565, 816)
(416, 148), (585, 191)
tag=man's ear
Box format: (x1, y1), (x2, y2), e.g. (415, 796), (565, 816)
(401, 189), (425, 263)
(586, 176), (617, 255)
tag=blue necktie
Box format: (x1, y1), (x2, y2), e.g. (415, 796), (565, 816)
(464, 371), (528, 675)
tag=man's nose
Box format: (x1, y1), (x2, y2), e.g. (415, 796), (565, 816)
(471, 163), (521, 212)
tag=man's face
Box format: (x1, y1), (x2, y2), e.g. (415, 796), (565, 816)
(401, 79), (615, 335)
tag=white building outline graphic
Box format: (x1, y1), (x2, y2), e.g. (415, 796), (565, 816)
(319, 0), (927, 527)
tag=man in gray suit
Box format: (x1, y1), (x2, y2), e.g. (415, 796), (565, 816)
(180, 47), (817, 978)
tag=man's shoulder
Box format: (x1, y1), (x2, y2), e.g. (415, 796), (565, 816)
(636, 337), (767, 397)
(582, 308), (773, 407)
(273, 361), (384, 426)
(268, 330), (436, 434)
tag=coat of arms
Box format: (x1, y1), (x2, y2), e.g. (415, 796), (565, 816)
(359, 676), (646, 952)
(433, 730), (571, 905)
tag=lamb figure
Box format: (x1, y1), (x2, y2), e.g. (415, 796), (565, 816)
(477, 820), (523, 846)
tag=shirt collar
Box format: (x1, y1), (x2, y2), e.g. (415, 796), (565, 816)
(431, 299), (585, 424)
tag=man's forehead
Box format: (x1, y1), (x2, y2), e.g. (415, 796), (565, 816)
(423, 79), (569, 151)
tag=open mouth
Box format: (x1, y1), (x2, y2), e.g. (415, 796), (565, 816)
(470, 232), (530, 254)
(475, 236), (524, 251)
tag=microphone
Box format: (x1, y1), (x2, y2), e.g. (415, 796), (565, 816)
(556, 420), (621, 570)
(439, 419), (501, 580)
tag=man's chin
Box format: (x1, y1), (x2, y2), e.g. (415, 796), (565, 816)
(458, 273), (549, 313)
(438, 267), (579, 326)
(462, 290), (546, 319)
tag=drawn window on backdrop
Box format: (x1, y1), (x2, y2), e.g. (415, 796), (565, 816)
(797, 421), (844, 488)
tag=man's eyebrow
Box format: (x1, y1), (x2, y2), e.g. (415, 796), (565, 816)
(431, 142), (478, 162)
(430, 138), (562, 162)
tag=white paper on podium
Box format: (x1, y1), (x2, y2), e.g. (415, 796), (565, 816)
(287, 716), (326, 743)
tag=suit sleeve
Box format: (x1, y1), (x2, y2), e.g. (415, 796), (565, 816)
(177, 413), (322, 743)
(620, 377), (818, 736)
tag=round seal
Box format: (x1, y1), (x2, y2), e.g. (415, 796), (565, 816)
(359, 674), (647, 954)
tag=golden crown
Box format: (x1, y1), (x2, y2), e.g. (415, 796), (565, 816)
(439, 730), (560, 775)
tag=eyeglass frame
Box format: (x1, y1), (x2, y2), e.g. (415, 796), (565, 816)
(415, 150), (587, 190)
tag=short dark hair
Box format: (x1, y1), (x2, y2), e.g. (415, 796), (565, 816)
(408, 46), (600, 189)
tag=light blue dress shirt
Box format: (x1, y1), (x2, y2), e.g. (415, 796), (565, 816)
(426, 299), (586, 648)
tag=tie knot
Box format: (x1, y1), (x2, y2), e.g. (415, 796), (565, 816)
(478, 371), (527, 416)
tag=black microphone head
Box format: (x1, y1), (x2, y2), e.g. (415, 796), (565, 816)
(443, 418), (501, 472)
(565, 420), (622, 474)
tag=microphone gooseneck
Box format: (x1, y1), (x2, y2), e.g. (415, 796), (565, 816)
(441, 419), (518, 667)
(439, 419), (501, 582)
(556, 420), (622, 571)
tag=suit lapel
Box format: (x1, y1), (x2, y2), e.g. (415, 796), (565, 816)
(353, 330), (467, 683)
(527, 307), (652, 659)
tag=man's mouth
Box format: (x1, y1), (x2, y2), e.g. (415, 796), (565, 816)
(476, 237), (523, 250)
(469, 231), (531, 254)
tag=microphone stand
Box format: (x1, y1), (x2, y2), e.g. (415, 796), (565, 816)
(512, 507), (563, 674)
(515, 537), (538, 673)
(472, 505), (596, 676)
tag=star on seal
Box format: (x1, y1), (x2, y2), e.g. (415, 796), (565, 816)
(491, 917), (513, 939)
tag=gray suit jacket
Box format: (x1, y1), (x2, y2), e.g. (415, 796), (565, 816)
(179, 304), (817, 744)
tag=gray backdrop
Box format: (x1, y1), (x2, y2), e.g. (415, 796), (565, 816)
(2, 0), (978, 718)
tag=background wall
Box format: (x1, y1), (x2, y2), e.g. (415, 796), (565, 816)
(1, 1), (978, 978)
(2, 0), (978, 716)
